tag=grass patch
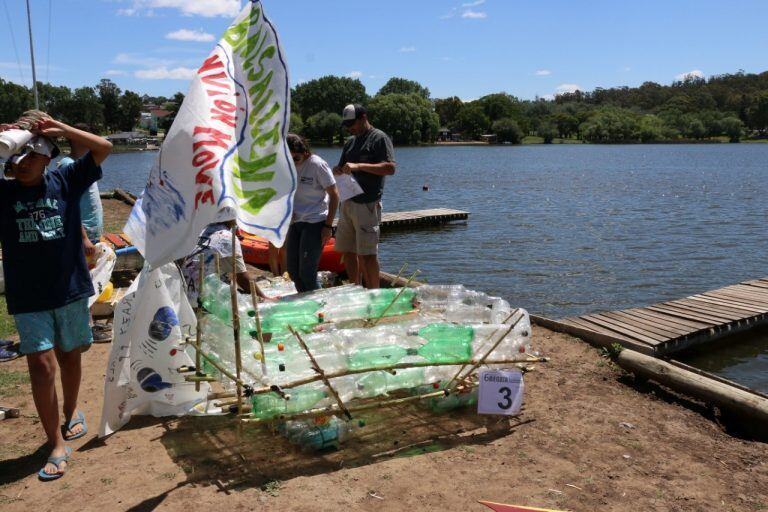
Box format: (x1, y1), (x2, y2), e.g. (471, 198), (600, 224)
(0, 369), (28, 398)
(0, 296), (15, 339)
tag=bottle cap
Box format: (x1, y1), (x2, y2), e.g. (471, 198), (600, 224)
(253, 352), (263, 362)
(278, 363), (286, 371)
(277, 343), (285, 351)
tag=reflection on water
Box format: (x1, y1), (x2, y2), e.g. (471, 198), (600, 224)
(677, 326), (768, 393)
(104, 144), (768, 391)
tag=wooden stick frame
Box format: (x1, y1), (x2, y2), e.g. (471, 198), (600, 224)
(230, 226), (244, 415)
(288, 326), (353, 420)
(249, 280), (267, 375)
(194, 254), (204, 392)
(367, 269), (420, 327)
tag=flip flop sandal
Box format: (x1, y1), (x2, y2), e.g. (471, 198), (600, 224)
(38, 446), (72, 481)
(62, 411), (88, 441)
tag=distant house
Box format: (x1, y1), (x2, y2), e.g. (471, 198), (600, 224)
(437, 127), (462, 142)
(106, 131), (159, 147)
(480, 134), (498, 144)
(150, 108), (172, 124)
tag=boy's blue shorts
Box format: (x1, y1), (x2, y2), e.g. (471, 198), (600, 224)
(14, 298), (93, 354)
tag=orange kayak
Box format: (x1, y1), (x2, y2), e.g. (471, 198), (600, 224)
(238, 231), (345, 274)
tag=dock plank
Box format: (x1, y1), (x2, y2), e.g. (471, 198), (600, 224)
(580, 313), (666, 345)
(624, 307), (711, 331)
(619, 309), (694, 336)
(601, 311), (683, 339)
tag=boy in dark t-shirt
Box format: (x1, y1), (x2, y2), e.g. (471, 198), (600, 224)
(0, 116), (112, 480)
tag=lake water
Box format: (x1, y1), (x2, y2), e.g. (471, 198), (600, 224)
(102, 144), (768, 392)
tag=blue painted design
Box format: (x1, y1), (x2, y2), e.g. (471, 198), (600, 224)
(148, 306), (179, 341)
(137, 367), (173, 393)
(143, 166), (187, 237)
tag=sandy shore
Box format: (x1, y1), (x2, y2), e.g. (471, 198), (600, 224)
(1, 324), (766, 511)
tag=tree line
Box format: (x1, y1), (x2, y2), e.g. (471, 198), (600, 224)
(0, 78), (182, 133)
(2, 70), (767, 144)
(291, 71), (768, 144)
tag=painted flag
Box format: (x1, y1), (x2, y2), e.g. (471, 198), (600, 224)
(478, 501), (567, 512)
(125, 0), (296, 267)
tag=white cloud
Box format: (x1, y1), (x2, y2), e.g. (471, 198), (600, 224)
(462, 0), (485, 6)
(675, 69), (704, 81)
(165, 29), (215, 42)
(622, 66), (632, 72)
(117, 0), (239, 18)
(462, 9), (487, 19)
(105, 69), (127, 76)
(114, 53), (173, 67)
(135, 67), (197, 80)
(399, 46), (416, 53)
(535, 69), (551, 76)
(556, 83), (581, 94)
(347, 71), (363, 79)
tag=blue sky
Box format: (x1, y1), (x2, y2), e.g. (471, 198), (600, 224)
(1, 0), (766, 101)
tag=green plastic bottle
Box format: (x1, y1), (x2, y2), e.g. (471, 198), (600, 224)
(348, 345), (415, 370)
(416, 324), (474, 364)
(384, 367), (425, 392)
(367, 288), (416, 318)
(258, 300), (322, 334)
(251, 387), (327, 420)
(428, 388), (478, 412)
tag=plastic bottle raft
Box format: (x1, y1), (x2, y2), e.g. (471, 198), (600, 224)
(195, 276), (533, 451)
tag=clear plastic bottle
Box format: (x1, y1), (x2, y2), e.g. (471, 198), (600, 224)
(416, 323), (474, 364)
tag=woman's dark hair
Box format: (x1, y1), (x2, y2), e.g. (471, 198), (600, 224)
(286, 133), (311, 155)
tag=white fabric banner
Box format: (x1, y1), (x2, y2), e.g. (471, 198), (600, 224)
(125, 0), (296, 267)
(99, 263), (207, 437)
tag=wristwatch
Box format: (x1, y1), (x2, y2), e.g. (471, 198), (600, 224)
(323, 223), (333, 229)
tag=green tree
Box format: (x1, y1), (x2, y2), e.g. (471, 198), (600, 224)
(537, 121), (557, 143)
(636, 114), (664, 142)
(305, 111), (343, 145)
(160, 92), (185, 131)
(377, 77), (430, 99)
(117, 90), (143, 131)
(580, 107), (638, 143)
(552, 111), (579, 138)
(289, 112), (304, 134)
(292, 76), (368, 119)
(0, 78), (32, 122)
(491, 117), (523, 144)
(746, 92), (768, 133)
(368, 93), (439, 145)
(453, 104), (490, 140)
(97, 78), (122, 132)
(478, 93), (522, 122)
(38, 83), (72, 122)
(434, 96), (463, 127)
(684, 117), (707, 139)
(68, 87), (104, 130)
(720, 116), (744, 142)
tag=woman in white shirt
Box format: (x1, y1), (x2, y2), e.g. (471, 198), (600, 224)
(286, 134), (339, 292)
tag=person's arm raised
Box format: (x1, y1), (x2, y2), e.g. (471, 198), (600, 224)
(33, 118), (113, 165)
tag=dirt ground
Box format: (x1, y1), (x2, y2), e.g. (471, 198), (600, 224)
(1, 324), (766, 512)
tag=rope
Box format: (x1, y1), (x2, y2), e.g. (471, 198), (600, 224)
(2, 0), (26, 85)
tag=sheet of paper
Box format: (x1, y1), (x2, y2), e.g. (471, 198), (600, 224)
(336, 173), (364, 202)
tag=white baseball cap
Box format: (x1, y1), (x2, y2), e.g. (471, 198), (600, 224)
(341, 104), (367, 126)
(14, 135), (60, 163)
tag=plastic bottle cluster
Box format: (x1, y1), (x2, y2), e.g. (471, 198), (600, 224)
(196, 276), (532, 448)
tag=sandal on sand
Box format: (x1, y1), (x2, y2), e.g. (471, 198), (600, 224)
(62, 411), (88, 441)
(38, 446), (72, 481)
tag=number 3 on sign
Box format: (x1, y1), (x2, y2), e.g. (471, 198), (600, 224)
(477, 369), (524, 416)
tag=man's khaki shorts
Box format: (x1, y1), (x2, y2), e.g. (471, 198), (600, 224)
(334, 200), (382, 256)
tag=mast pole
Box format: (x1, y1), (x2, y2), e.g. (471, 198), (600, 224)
(25, 0), (39, 109)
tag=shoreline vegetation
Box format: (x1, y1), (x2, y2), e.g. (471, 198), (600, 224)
(3, 69), (768, 149)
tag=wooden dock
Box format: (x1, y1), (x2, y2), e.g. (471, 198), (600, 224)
(537, 278), (768, 356)
(332, 208), (469, 230)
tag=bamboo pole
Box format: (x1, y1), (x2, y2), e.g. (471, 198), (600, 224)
(444, 309), (519, 387)
(194, 254), (204, 391)
(288, 326), (352, 420)
(446, 309), (525, 391)
(230, 227), (244, 414)
(249, 280), (267, 375)
(209, 354), (546, 400)
(368, 269), (420, 327)
(240, 384), (478, 424)
(195, 345), (243, 385)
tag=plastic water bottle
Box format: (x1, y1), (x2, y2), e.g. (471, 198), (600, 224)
(354, 371), (388, 398)
(293, 417), (364, 452)
(416, 323), (474, 364)
(251, 385), (328, 420)
(348, 345), (413, 370)
(429, 388), (478, 412)
(384, 367), (425, 392)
